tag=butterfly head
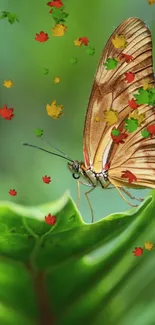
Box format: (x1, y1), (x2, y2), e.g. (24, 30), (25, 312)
(67, 160), (83, 179)
(68, 160), (86, 179)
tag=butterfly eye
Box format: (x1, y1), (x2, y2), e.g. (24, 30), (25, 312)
(72, 173), (80, 179)
(72, 161), (79, 172)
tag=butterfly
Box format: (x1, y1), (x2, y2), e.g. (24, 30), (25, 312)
(23, 17), (155, 222)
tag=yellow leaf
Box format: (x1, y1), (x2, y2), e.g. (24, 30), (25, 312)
(74, 38), (82, 46)
(46, 100), (63, 119)
(148, 0), (155, 4)
(112, 34), (128, 49)
(104, 109), (119, 126)
(142, 79), (153, 90)
(52, 24), (67, 36)
(144, 241), (154, 251)
(95, 116), (101, 122)
(54, 77), (60, 84)
(115, 57), (121, 62)
(3, 80), (14, 88)
(129, 110), (145, 126)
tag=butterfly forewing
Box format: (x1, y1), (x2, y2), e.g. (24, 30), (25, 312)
(83, 17), (155, 189)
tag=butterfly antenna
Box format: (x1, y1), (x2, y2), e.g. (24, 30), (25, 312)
(40, 137), (72, 161)
(22, 143), (74, 163)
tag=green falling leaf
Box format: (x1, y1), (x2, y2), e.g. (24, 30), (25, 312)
(148, 88), (155, 105)
(124, 118), (139, 133)
(104, 58), (118, 70)
(111, 127), (120, 136)
(0, 11), (10, 19)
(86, 46), (95, 55)
(141, 129), (150, 138)
(43, 68), (49, 75)
(34, 128), (44, 137)
(51, 7), (69, 24)
(134, 88), (150, 105)
(70, 57), (78, 64)
(0, 11), (19, 24)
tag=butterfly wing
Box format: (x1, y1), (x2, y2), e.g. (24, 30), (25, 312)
(108, 128), (155, 189)
(83, 17), (155, 188)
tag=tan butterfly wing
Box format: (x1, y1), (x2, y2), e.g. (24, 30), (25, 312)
(83, 17), (155, 188)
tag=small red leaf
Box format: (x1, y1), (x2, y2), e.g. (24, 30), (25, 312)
(47, 0), (63, 7)
(45, 214), (56, 225)
(111, 128), (128, 144)
(79, 37), (89, 46)
(147, 124), (155, 135)
(124, 72), (135, 83)
(9, 189), (17, 196)
(120, 53), (134, 63)
(128, 98), (140, 110)
(35, 31), (49, 43)
(121, 170), (137, 183)
(0, 105), (14, 120)
(42, 175), (51, 184)
(132, 247), (143, 256)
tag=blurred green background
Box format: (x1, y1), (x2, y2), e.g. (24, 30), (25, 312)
(0, 0), (155, 222)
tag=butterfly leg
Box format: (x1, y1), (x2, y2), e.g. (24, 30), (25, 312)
(85, 187), (96, 223)
(77, 180), (81, 207)
(109, 180), (138, 207)
(120, 187), (144, 202)
(104, 186), (115, 189)
(116, 187), (138, 207)
(77, 180), (93, 207)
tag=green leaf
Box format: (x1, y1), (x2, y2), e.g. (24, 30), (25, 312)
(0, 11), (10, 19)
(1, 192), (155, 325)
(148, 90), (155, 105)
(0, 12), (19, 24)
(86, 47), (95, 55)
(51, 8), (69, 24)
(141, 128), (150, 138)
(70, 57), (78, 64)
(43, 68), (49, 75)
(124, 118), (139, 133)
(150, 87), (155, 93)
(34, 128), (44, 137)
(7, 13), (19, 24)
(134, 88), (150, 105)
(111, 127), (120, 136)
(104, 58), (118, 70)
